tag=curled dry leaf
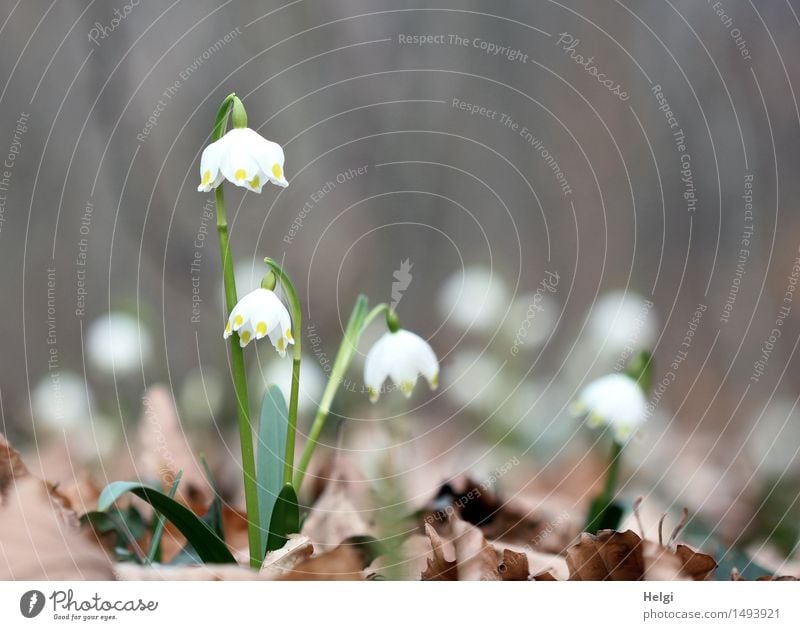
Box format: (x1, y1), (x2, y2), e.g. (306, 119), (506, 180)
(260, 534), (314, 578)
(423, 477), (572, 554)
(565, 528), (716, 581)
(0, 435), (113, 580)
(421, 523), (457, 580)
(450, 517), (501, 581)
(567, 530), (645, 581)
(422, 517), (528, 581)
(498, 549), (529, 581)
(281, 537), (378, 580)
(301, 457), (374, 552)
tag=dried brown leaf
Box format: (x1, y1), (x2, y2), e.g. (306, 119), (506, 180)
(421, 523), (457, 580)
(282, 540), (372, 580)
(450, 517), (501, 581)
(566, 530), (645, 580)
(498, 549), (530, 581)
(0, 476), (113, 579)
(260, 535), (314, 578)
(0, 433), (29, 496)
(673, 544), (717, 581)
(301, 457), (374, 552)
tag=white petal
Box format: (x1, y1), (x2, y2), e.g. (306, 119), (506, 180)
(577, 373), (647, 442)
(198, 137), (226, 192)
(364, 333), (394, 401)
(399, 330), (439, 387)
(237, 320), (255, 347)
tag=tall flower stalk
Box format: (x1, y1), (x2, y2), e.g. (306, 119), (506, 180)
(579, 350), (653, 534)
(209, 94), (260, 567)
(199, 93), (439, 563)
(262, 258), (303, 486)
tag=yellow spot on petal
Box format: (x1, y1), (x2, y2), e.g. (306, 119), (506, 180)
(429, 373), (439, 390)
(271, 163), (282, 179)
(224, 321), (231, 334)
(587, 411), (604, 428)
(615, 425), (632, 442)
(233, 315), (243, 328)
(249, 174), (260, 189)
(256, 322), (267, 336)
(240, 330), (251, 345)
(285, 329), (293, 342)
(400, 381), (414, 397)
(201, 170), (212, 186)
(235, 168), (247, 181)
(277, 338), (285, 352)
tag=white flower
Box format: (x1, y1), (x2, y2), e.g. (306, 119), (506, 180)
(224, 288), (293, 355)
(438, 266), (509, 333)
(198, 128), (288, 193)
(364, 329), (439, 402)
(32, 371), (92, 431)
(445, 349), (505, 412)
(588, 290), (657, 354)
(574, 373), (647, 443)
(253, 354), (326, 416)
(85, 312), (153, 377)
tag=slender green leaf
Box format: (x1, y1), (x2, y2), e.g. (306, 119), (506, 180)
(257, 385), (289, 555)
(201, 455), (225, 540)
(81, 508), (147, 563)
(265, 483), (299, 553)
(97, 481), (235, 564)
(146, 471), (182, 565)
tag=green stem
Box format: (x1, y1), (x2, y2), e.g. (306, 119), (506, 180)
(600, 440), (623, 505)
(216, 185), (260, 568)
(263, 258), (303, 486)
(294, 296), (376, 491)
(584, 440), (624, 533)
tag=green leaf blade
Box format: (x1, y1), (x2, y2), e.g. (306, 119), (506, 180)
(97, 481), (235, 564)
(265, 483), (299, 553)
(257, 384), (289, 556)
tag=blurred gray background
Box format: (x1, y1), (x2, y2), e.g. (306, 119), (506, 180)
(1, 0), (800, 521)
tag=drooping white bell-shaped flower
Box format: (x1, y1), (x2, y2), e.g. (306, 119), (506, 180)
(574, 373), (647, 443)
(198, 127), (288, 193)
(223, 288), (293, 355)
(364, 329), (439, 402)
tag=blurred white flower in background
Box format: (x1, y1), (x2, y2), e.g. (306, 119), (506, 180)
(85, 312), (153, 377)
(438, 266), (509, 333)
(364, 330), (439, 402)
(587, 290), (657, 356)
(445, 349), (505, 413)
(251, 354), (326, 415)
(31, 371), (92, 431)
(197, 127), (288, 193)
(179, 366), (225, 425)
(503, 290), (558, 351)
(746, 396), (800, 477)
(575, 373), (647, 443)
